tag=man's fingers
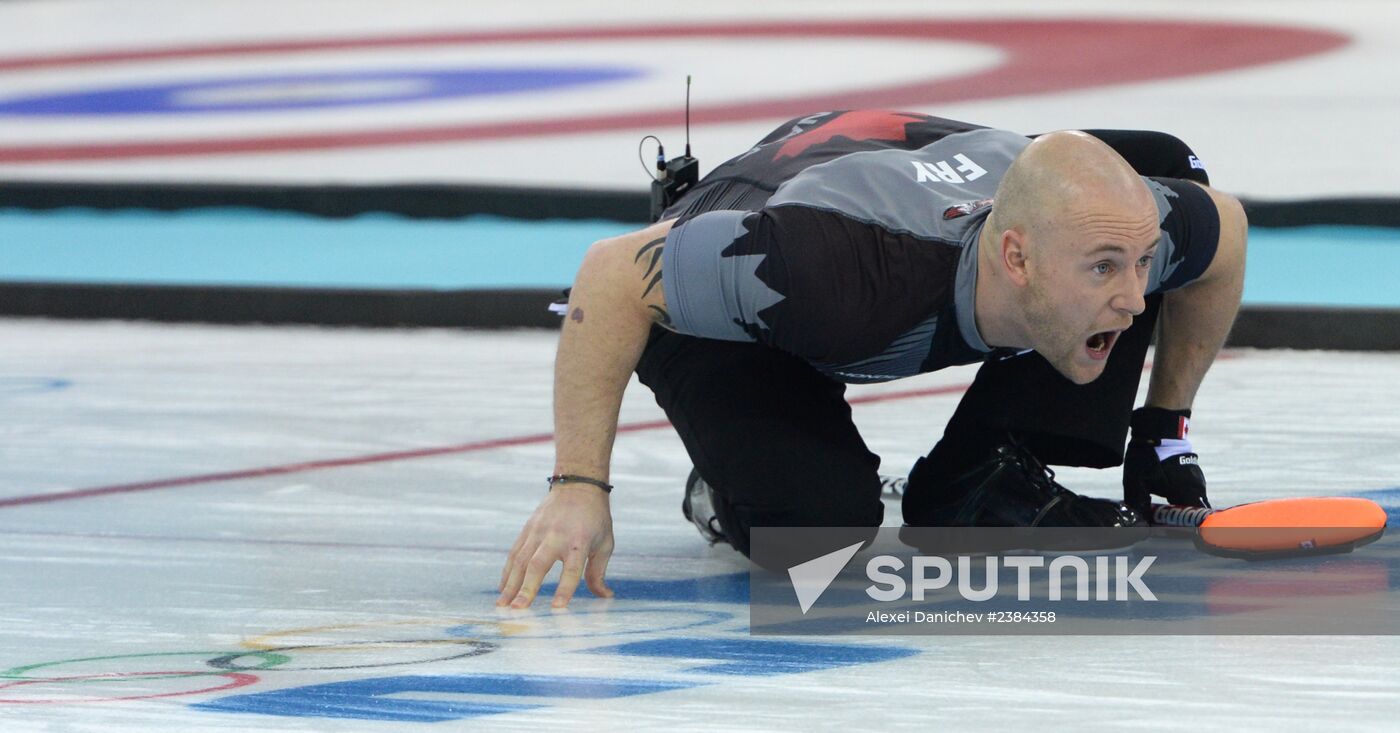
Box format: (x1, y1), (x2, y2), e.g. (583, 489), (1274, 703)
(509, 544), (562, 609)
(584, 539), (615, 599)
(551, 551), (587, 608)
(496, 536), (541, 606)
(497, 552), (525, 604)
(499, 530), (529, 592)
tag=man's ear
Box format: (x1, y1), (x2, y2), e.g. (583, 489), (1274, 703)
(1001, 228), (1031, 287)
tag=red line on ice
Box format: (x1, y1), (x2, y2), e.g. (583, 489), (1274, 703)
(1, 352), (1224, 509)
(0, 382), (973, 508)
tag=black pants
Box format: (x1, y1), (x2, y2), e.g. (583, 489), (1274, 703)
(636, 130), (1210, 558)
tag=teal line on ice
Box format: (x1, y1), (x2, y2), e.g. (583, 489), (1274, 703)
(1, 207), (1397, 307)
(1241, 225), (1400, 308)
(0, 207), (631, 290)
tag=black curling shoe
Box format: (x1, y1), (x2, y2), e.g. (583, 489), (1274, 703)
(908, 443), (1144, 529)
(682, 468), (728, 545)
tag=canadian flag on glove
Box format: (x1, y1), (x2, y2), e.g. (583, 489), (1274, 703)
(1123, 406), (1209, 516)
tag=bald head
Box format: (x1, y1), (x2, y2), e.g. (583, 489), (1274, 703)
(972, 131), (1163, 384)
(988, 131), (1156, 245)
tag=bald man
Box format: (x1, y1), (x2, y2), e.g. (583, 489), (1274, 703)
(499, 112), (1246, 609)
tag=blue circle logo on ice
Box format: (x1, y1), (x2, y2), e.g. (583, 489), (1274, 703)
(0, 66), (642, 116)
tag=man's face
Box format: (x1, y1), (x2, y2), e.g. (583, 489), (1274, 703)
(1019, 214), (1160, 385)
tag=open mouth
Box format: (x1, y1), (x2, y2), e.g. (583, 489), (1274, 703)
(1085, 330), (1120, 360)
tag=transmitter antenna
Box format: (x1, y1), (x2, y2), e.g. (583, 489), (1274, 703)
(645, 76), (700, 222)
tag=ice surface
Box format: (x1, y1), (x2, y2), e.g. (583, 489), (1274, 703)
(1, 319), (1397, 731)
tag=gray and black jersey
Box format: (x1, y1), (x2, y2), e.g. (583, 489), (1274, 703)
(659, 111), (1221, 384)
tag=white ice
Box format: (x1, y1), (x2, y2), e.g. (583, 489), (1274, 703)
(1, 319), (1398, 731)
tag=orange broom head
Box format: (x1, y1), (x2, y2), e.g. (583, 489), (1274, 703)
(1200, 497), (1387, 553)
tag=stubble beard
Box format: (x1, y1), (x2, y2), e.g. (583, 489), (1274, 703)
(1023, 279), (1095, 385)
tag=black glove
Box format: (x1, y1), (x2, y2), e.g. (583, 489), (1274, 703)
(1123, 407), (1210, 518)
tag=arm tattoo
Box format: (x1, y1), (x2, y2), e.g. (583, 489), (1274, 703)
(634, 236), (666, 299)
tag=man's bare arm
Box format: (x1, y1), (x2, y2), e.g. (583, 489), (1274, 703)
(1145, 184), (1247, 410)
(497, 220), (677, 609)
(553, 221), (676, 481)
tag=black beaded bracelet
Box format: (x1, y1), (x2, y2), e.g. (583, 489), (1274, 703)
(546, 474), (614, 493)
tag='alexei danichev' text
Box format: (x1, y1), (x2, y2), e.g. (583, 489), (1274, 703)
(864, 554), (1157, 602)
(865, 610), (1058, 624)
